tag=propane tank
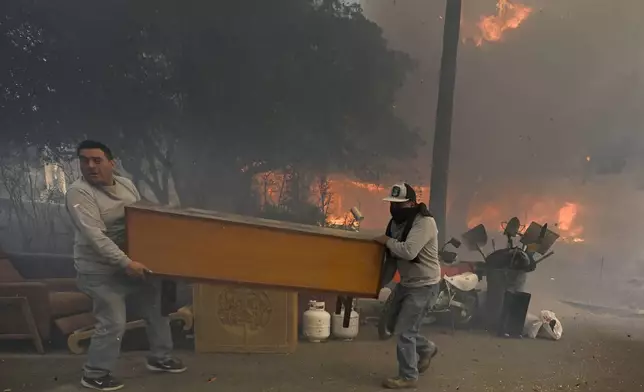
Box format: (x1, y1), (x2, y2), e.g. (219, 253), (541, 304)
(331, 307), (360, 341)
(302, 300), (331, 343)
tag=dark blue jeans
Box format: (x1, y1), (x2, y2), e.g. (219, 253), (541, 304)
(385, 283), (440, 380)
(77, 273), (173, 379)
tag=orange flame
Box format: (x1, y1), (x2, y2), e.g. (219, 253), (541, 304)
(474, 0), (533, 46)
(468, 199), (585, 244)
(324, 179), (427, 229)
(326, 212), (355, 227)
(254, 172), (586, 244)
(557, 202), (584, 243)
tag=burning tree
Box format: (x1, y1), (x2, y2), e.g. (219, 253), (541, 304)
(254, 168), (329, 226)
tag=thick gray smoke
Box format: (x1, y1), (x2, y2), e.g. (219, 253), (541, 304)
(362, 0), (644, 308)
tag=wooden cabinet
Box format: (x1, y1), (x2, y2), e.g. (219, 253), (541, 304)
(125, 204), (384, 297)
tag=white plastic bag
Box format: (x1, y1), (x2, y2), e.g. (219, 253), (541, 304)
(538, 310), (563, 340)
(523, 313), (542, 339)
(523, 310), (563, 340)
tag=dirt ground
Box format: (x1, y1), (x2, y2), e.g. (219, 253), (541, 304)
(1, 298), (644, 392)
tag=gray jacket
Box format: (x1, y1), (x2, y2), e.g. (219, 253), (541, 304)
(65, 176), (140, 274)
(385, 215), (441, 287)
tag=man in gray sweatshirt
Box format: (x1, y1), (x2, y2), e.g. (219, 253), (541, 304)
(66, 140), (185, 391)
(375, 183), (441, 389)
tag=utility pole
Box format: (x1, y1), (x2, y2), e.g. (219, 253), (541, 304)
(429, 0), (462, 246)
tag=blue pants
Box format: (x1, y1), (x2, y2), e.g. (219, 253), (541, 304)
(385, 284), (440, 380)
(77, 273), (174, 379)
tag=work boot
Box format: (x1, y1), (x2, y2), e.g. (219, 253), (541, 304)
(418, 346), (439, 374)
(382, 377), (418, 389)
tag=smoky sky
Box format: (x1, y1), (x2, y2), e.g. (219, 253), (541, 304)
(362, 0), (644, 187)
(357, 0), (644, 275)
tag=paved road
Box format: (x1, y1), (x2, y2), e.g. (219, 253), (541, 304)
(1, 300), (643, 392)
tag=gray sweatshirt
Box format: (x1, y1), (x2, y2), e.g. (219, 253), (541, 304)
(65, 176), (141, 275)
(385, 215), (441, 287)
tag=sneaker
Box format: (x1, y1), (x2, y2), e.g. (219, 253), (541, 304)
(382, 377), (418, 389)
(418, 346), (439, 374)
(80, 374), (124, 391)
(146, 357), (187, 374)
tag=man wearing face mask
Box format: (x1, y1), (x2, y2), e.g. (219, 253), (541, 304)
(374, 183), (441, 389)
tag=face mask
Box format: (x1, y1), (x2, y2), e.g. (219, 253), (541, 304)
(390, 204), (418, 224)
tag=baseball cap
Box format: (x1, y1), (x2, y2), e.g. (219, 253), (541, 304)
(383, 183), (417, 203)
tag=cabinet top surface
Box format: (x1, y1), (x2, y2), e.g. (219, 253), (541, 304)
(126, 203), (379, 243)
